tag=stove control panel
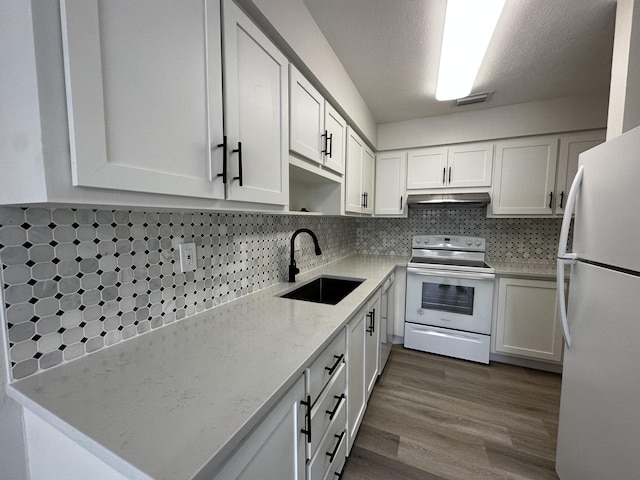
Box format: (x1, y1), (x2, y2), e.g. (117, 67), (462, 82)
(412, 235), (486, 252)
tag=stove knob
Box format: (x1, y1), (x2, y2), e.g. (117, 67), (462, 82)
(416, 239), (422, 244)
(466, 239), (473, 246)
(475, 240), (482, 246)
(423, 239), (429, 244)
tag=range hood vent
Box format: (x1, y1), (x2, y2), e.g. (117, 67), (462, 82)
(406, 192), (491, 209)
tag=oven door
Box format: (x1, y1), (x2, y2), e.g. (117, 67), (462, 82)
(405, 266), (494, 334)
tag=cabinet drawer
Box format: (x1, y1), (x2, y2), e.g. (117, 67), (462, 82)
(307, 399), (346, 480)
(307, 330), (346, 405)
(308, 362), (346, 458)
(322, 434), (347, 480)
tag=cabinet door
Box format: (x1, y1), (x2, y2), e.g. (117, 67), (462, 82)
(346, 309), (366, 453)
(364, 292), (381, 399)
(406, 147), (448, 190)
(491, 137), (558, 215)
(494, 278), (564, 363)
(555, 131), (605, 215)
(61, 0), (224, 199)
(345, 128), (364, 214)
(222, 0), (289, 205)
(214, 376), (306, 480)
(289, 65), (324, 164)
(374, 151), (407, 216)
(324, 104), (347, 175)
(447, 143), (493, 188)
(362, 146), (375, 215)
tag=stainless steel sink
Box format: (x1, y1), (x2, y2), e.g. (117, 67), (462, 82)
(280, 276), (364, 305)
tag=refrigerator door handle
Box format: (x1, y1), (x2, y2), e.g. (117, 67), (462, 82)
(557, 258), (573, 348)
(556, 164), (584, 349)
(557, 165), (584, 259)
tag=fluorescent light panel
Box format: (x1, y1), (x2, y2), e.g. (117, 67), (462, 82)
(436, 0), (506, 101)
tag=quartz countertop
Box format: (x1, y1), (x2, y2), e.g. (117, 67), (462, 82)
(7, 255), (405, 480)
(488, 260), (559, 279)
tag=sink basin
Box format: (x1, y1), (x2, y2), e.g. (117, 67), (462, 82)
(280, 276), (364, 305)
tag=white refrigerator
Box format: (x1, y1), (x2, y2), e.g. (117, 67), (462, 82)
(556, 125), (640, 479)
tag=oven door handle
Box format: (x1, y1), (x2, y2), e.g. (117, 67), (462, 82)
(407, 266), (495, 281)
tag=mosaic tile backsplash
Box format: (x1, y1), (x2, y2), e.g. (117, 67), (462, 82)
(355, 208), (565, 261)
(1, 206), (563, 381)
(0, 207), (355, 380)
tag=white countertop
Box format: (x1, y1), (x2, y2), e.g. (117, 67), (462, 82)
(489, 260), (558, 279)
(8, 255), (405, 480)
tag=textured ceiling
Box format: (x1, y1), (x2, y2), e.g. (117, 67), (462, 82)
(302, 0), (617, 124)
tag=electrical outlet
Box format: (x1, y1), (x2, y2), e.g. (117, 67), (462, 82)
(294, 236), (301, 252)
(178, 242), (197, 272)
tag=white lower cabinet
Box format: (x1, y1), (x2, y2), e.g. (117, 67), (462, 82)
(364, 291), (381, 400)
(493, 277), (564, 363)
(214, 375), (306, 480)
(306, 398), (346, 480)
(346, 287), (381, 454)
(346, 304), (366, 454)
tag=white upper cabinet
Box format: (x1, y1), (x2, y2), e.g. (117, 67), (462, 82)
(222, 0), (289, 205)
(447, 143), (494, 188)
(345, 128), (374, 215)
(491, 136), (559, 216)
(61, 0), (225, 199)
(554, 130), (605, 215)
(289, 66), (346, 175)
(345, 128), (365, 214)
(406, 147), (448, 190)
(324, 103), (347, 175)
(374, 151), (407, 217)
(290, 66), (325, 163)
(406, 143), (493, 190)
(362, 146), (375, 215)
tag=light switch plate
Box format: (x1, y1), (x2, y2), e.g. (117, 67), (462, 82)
(178, 242), (197, 272)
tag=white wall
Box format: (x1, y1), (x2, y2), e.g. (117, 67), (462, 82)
(0, 1), (36, 477)
(607, 0), (640, 138)
(0, 0), (47, 204)
(235, 0), (378, 148)
(377, 94), (609, 151)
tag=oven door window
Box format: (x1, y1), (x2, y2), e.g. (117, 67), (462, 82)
(421, 282), (474, 315)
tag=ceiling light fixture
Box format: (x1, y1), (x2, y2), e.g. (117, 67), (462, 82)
(435, 0), (506, 101)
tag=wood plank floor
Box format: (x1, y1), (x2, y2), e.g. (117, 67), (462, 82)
(343, 345), (562, 480)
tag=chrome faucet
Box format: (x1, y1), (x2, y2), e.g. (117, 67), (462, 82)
(289, 228), (322, 282)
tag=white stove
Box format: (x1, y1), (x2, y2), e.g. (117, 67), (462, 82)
(404, 235), (495, 363)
